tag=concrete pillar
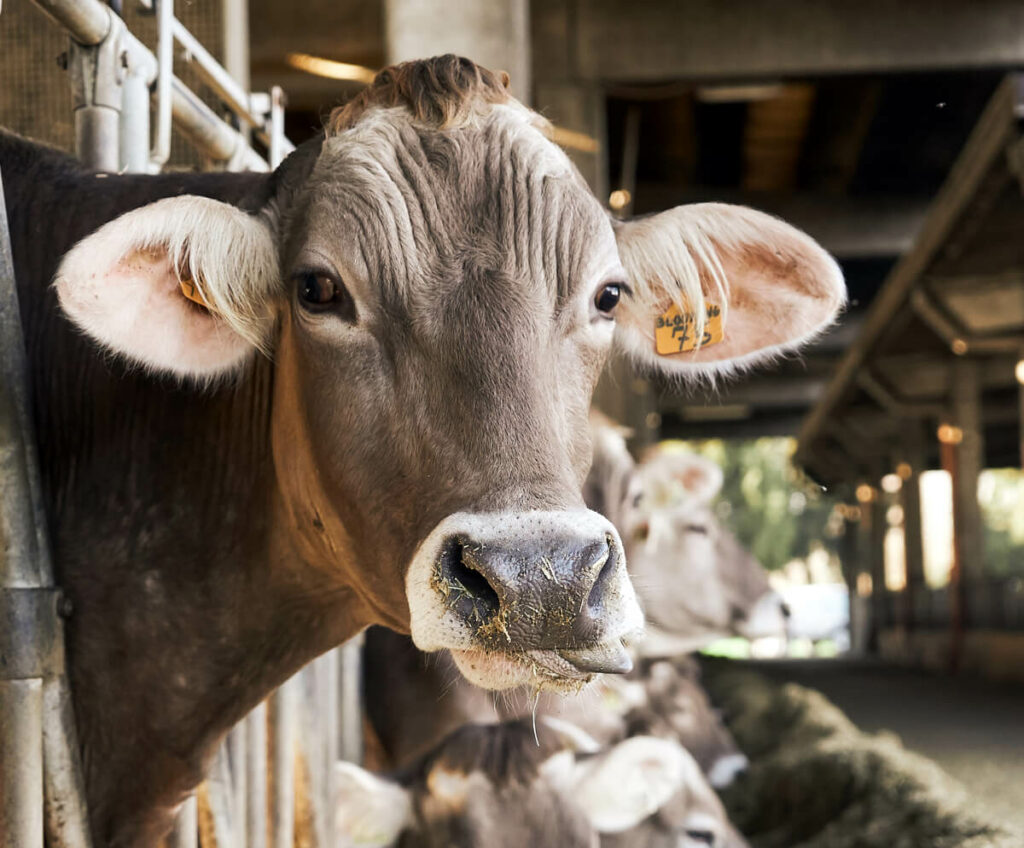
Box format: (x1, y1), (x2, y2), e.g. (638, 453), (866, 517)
(385, 0), (530, 103)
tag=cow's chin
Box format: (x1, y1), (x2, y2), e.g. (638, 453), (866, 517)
(449, 648), (596, 694)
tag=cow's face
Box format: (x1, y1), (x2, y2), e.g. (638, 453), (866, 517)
(269, 86), (640, 689)
(625, 451), (788, 651)
(333, 721), (734, 848)
(54, 56), (841, 691)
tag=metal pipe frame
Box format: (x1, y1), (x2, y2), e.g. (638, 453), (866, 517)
(1, 159), (92, 848)
(31, 0), (285, 172)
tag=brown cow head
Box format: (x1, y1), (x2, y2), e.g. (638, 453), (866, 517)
(54, 56), (843, 692)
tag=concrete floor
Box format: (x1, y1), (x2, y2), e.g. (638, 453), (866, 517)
(742, 658), (1024, 837)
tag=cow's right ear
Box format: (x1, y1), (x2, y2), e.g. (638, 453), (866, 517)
(55, 195), (279, 379)
(333, 762), (413, 848)
(639, 449), (723, 508)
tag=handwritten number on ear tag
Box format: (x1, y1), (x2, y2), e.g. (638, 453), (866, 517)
(654, 304), (723, 355)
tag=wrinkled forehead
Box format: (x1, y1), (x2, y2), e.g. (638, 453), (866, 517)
(297, 104), (618, 310)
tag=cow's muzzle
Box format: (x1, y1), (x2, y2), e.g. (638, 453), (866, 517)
(406, 509), (644, 688)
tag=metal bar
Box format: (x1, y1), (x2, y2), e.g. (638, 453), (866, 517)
(0, 161), (45, 848)
(0, 680), (44, 848)
(31, 0), (109, 45)
(205, 744), (234, 848)
(30, 0), (273, 171)
(173, 19), (260, 129)
(0, 166), (93, 848)
(271, 679), (297, 848)
(168, 795), (198, 848)
(268, 86), (289, 168)
(150, 0), (173, 170)
(42, 677), (93, 848)
(228, 721), (247, 848)
(170, 78), (268, 171)
(120, 67), (151, 173)
(221, 0), (250, 92)
(246, 703), (268, 848)
(338, 636), (364, 764)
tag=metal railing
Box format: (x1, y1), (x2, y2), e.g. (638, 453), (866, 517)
(3, 1), (366, 845)
(31, 0), (295, 173)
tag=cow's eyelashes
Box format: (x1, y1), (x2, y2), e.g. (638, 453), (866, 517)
(295, 270), (356, 321)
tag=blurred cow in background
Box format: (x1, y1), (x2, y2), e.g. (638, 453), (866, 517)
(335, 719), (748, 848)
(587, 419), (790, 657)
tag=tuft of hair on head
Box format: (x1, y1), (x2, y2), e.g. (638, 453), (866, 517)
(327, 54), (513, 134)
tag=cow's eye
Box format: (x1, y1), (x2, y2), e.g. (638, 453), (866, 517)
(595, 283), (622, 315)
(684, 524), (709, 535)
(296, 271), (356, 320)
(299, 272), (337, 306)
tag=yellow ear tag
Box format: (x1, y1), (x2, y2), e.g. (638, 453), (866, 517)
(655, 303), (723, 355)
(179, 275), (211, 309)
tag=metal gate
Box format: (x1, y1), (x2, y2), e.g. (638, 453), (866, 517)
(0, 1), (364, 845)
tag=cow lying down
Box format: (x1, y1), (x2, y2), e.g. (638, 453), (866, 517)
(334, 719), (748, 848)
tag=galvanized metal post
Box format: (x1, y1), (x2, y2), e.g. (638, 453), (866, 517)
(338, 635), (364, 764)
(270, 677), (297, 848)
(246, 702), (268, 848)
(67, 6), (124, 171)
(227, 720), (247, 848)
(119, 63), (151, 173)
(221, 0), (249, 92)
(169, 796), (198, 848)
(0, 679), (44, 848)
(0, 163), (93, 848)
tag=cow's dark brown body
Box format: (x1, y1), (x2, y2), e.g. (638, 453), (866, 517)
(2, 131), (363, 846)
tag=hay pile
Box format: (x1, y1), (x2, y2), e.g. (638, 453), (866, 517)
(701, 662), (1017, 848)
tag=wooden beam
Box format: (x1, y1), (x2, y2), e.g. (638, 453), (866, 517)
(574, 0), (1024, 81)
(797, 76), (1018, 468)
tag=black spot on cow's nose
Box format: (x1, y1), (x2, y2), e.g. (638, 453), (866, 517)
(780, 601), (792, 619)
(437, 536), (501, 623)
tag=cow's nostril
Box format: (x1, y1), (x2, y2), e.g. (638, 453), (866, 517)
(437, 537), (501, 622)
(585, 537), (615, 613)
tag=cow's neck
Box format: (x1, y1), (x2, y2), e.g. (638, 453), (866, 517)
(2, 133), (372, 846)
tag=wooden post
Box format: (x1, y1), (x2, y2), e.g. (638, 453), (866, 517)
(869, 489), (887, 649)
(951, 359), (984, 582)
(899, 421), (927, 629)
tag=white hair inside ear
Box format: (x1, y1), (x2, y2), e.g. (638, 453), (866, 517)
(565, 736), (691, 834)
(54, 195), (279, 379)
(639, 450), (724, 508)
(333, 761), (413, 848)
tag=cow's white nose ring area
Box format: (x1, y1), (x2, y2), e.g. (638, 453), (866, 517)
(406, 509), (644, 690)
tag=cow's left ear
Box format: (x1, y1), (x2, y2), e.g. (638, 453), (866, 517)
(613, 203), (845, 378)
(333, 762), (413, 848)
(568, 736), (688, 833)
(639, 449), (723, 508)
(55, 195), (279, 379)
